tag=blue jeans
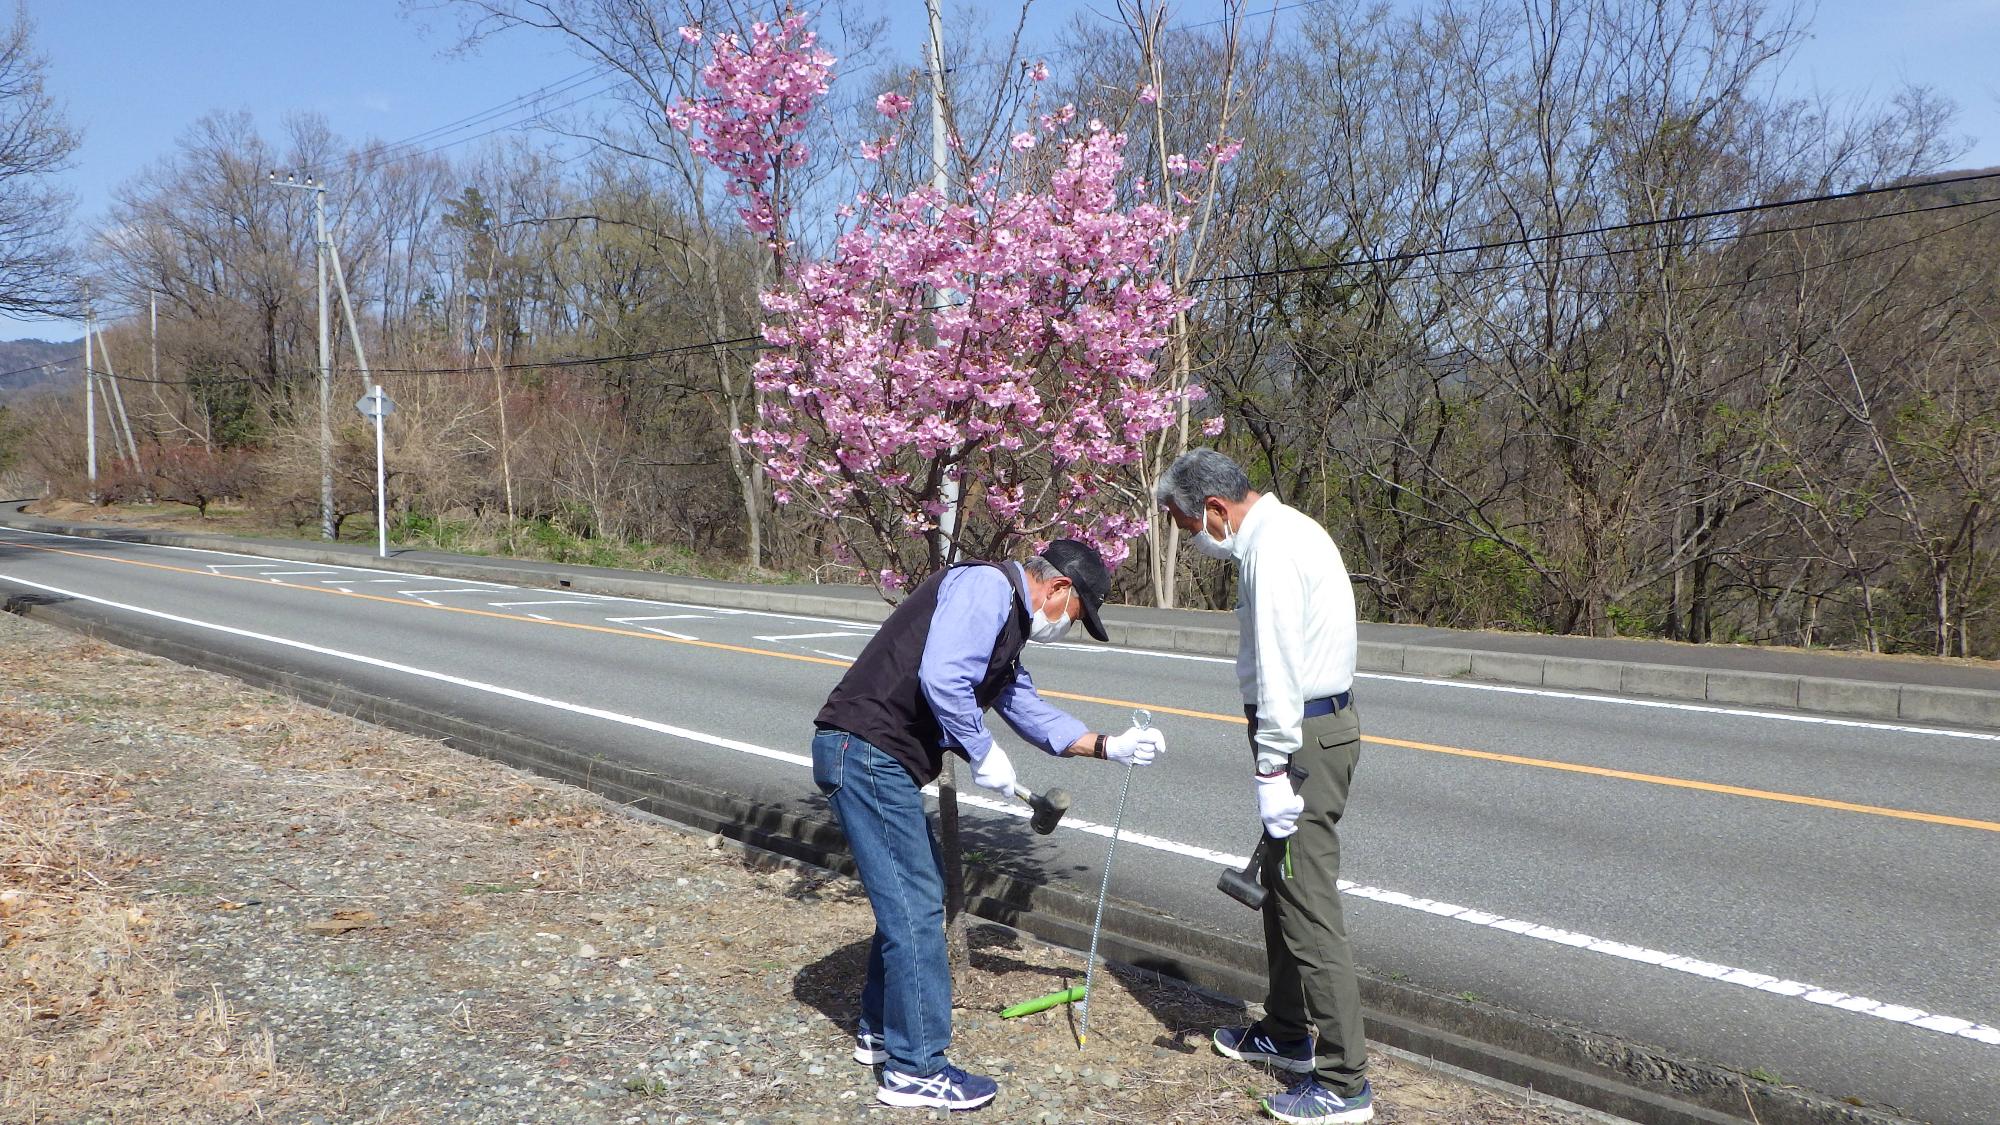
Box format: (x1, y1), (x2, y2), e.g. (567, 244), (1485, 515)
(811, 728), (951, 1077)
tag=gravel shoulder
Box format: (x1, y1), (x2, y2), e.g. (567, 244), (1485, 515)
(1, 611), (1601, 1124)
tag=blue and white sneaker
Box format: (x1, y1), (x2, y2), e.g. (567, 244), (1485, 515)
(854, 1030), (887, 1065)
(1213, 1023), (1316, 1073)
(875, 1064), (999, 1110)
(1263, 1076), (1375, 1123)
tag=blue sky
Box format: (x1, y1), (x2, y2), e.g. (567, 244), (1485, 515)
(7, 0), (1997, 342)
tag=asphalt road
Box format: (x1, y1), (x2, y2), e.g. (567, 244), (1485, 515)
(4, 526), (1997, 1123)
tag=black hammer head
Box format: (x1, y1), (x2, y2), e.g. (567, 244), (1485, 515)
(1028, 787), (1072, 835)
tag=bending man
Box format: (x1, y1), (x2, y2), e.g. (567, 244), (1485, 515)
(811, 539), (1167, 1112)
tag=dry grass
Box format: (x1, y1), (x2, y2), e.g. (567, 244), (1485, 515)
(0, 615), (1602, 1124)
(0, 751), (313, 1121)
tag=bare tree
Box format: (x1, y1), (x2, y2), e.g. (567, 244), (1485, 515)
(0, 4), (79, 317)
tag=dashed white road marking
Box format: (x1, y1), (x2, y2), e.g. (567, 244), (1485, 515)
(606, 614), (712, 624)
(6, 525), (1988, 742)
(488, 599), (599, 608)
(4, 568), (1992, 1054)
(641, 627), (696, 641)
(755, 630), (868, 643)
(812, 650), (861, 661)
(260, 570), (341, 577)
(398, 588), (499, 597)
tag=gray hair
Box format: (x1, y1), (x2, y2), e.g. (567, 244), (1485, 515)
(1022, 555), (1061, 582)
(1154, 448), (1252, 516)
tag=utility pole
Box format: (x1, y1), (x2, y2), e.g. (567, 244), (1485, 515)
(925, 0), (961, 566)
(83, 301), (96, 502)
(269, 172), (335, 540)
(326, 225), (384, 547)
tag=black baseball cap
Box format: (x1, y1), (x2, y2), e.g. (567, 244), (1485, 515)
(1038, 538), (1111, 642)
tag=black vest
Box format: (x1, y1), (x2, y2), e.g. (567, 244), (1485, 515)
(816, 561), (1031, 786)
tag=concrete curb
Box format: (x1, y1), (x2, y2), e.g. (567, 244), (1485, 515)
(7, 508), (1997, 733)
(1, 591), (1920, 1125)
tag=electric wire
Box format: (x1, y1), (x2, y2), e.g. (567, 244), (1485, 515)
(80, 175), (2000, 389)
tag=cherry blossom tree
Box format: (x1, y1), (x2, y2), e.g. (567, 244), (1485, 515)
(669, 11), (1224, 593)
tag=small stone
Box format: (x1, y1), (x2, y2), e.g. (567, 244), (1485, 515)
(705, 834), (724, 850)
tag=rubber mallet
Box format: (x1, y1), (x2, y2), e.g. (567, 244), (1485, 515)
(1012, 785), (1072, 835)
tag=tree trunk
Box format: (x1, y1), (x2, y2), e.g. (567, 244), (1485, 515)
(937, 757), (970, 971)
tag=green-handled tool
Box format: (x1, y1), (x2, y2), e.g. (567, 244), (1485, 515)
(999, 985), (1087, 1020)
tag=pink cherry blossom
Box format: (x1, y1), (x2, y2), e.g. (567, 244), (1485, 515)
(668, 12), (1197, 590)
(875, 91), (912, 118)
(1138, 83), (1158, 105)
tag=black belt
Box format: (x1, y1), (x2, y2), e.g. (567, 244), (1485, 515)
(1301, 691), (1352, 718)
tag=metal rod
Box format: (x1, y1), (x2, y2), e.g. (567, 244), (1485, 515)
(1080, 708), (1150, 1047)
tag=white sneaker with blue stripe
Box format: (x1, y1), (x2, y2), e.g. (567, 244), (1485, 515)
(875, 1063), (999, 1110)
(1263, 1076), (1375, 1123)
(854, 1030), (887, 1065)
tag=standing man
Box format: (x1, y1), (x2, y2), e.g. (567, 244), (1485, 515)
(811, 539), (1167, 1112)
(1156, 449), (1374, 1125)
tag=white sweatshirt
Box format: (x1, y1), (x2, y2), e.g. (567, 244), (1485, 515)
(1227, 493), (1358, 774)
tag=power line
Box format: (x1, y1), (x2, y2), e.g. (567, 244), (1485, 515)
(0, 353), (84, 382)
(1204, 189), (2000, 298)
(367, 63), (618, 163)
(95, 169), (2000, 389)
(1189, 168), (2000, 290)
(79, 333), (768, 389)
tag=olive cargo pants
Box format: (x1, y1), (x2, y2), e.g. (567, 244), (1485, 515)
(1248, 700), (1368, 1096)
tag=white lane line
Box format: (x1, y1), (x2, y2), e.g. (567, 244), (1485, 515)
(755, 631), (869, 643)
(9, 525), (1987, 742)
(488, 599), (598, 608)
(527, 614), (552, 622)
(260, 570), (341, 577)
(812, 650), (860, 661)
(607, 614), (712, 624)
(642, 627), (696, 641)
(1333, 881), (2000, 1045)
(1363, 672), (2000, 742)
(1046, 643), (2000, 742)
(0, 526), (517, 586)
(3, 569), (1991, 1053)
(398, 588), (500, 597)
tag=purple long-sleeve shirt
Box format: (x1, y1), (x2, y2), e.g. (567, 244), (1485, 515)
(918, 563), (1088, 762)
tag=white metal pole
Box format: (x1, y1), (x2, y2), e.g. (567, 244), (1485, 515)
(373, 389), (387, 558)
(314, 184), (334, 540)
(84, 308), (97, 500)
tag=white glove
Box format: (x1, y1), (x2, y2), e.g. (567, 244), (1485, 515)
(1256, 770), (1304, 838)
(1105, 727), (1165, 766)
(971, 745), (1018, 795)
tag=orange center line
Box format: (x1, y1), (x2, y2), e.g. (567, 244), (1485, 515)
(11, 536), (1999, 834)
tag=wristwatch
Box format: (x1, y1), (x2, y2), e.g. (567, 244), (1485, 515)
(1093, 733), (1108, 759)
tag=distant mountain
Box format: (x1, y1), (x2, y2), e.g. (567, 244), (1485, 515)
(0, 337), (84, 403)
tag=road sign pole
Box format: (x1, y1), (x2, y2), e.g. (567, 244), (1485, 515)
(354, 385), (395, 559)
(373, 389), (387, 558)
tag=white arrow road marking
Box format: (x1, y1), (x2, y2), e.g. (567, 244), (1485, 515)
(3, 570), (1992, 1052)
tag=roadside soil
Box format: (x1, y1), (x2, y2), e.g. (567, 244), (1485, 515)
(0, 612), (1599, 1123)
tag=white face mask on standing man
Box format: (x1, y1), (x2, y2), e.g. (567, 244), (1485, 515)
(1190, 506), (1237, 560)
